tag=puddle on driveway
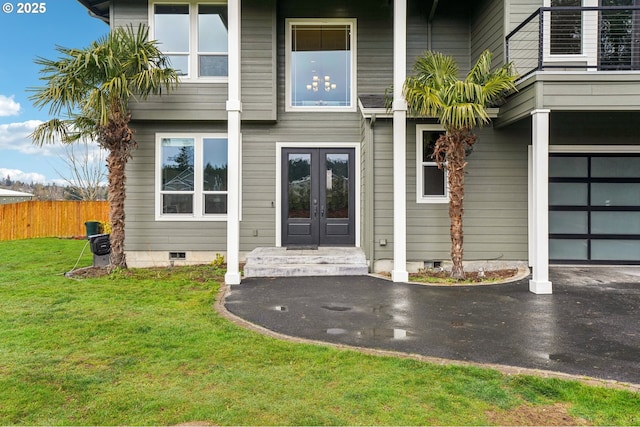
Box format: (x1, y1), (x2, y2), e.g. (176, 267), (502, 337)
(358, 328), (410, 339)
(326, 328), (410, 339)
(322, 305), (353, 312)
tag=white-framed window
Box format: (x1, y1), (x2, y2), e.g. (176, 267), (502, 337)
(543, 0), (598, 67)
(285, 18), (357, 112)
(416, 125), (448, 204)
(150, 1), (228, 80)
(156, 133), (228, 221)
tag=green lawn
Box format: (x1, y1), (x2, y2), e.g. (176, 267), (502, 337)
(0, 238), (638, 425)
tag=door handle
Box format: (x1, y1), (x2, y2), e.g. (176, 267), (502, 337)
(313, 199), (318, 218)
(321, 206), (325, 218)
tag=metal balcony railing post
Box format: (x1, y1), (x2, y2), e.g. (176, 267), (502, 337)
(538, 8), (544, 72)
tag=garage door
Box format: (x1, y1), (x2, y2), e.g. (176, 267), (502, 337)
(549, 154), (640, 264)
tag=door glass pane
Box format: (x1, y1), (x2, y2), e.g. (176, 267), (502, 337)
(326, 153), (349, 219)
(592, 211), (640, 234)
(291, 24), (352, 107)
(549, 156), (587, 177)
(592, 240), (640, 261)
(203, 138), (227, 191)
(549, 183), (588, 206)
(288, 154), (311, 219)
(592, 157), (640, 178)
(549, 238), (588, 260)
(592, 183), (640, 206)
(549, 211), (588, 234)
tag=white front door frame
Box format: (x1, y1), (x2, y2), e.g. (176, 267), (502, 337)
(275, 142), (361, 248)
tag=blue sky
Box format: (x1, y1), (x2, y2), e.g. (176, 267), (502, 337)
(0, 1), (108, 184)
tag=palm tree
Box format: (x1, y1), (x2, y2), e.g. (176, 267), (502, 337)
(30, 25), (179, 268)
(403, 50), (517, 280)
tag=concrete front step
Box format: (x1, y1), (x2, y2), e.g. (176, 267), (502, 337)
(243, 247), (369, 278)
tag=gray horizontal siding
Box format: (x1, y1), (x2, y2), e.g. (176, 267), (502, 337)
(471, 0), (505, 67)
(371, 119), (529, 264)
(112, 0), (277, 122)
(111, 0), (147, 28)
(508, 0), (542, 33)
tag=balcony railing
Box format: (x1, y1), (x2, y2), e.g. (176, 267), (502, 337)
(506, 6), (640, 79)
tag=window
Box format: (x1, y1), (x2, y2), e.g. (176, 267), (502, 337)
(549, 0), (582, 55)
(286, 19), (357, 111)
(152, 2), (228, 79)
(417, 125), (448, 204)
(156, 134), (228, 220)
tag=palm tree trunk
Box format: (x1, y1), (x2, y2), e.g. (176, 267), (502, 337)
(107, 146), (127, 269)
(447, 133), (467, 280)
(101, 112), (134, 270)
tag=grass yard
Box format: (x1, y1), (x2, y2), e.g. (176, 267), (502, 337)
(0, 238), (639, 425)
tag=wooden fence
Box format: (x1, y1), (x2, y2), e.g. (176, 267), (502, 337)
(0, 201), (109, 241)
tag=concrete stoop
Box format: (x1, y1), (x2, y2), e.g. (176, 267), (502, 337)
(243, 247), (369, 278)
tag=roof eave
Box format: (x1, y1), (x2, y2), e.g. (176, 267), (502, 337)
(76, 0), (110, 25)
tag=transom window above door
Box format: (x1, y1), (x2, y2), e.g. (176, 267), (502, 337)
(286, 19), (357, 112)
(151, 1), (228, 80)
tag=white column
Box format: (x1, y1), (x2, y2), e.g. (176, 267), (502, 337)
(529, 109), (552, 294)
(392, 0), (408, 283)
(225, 0), (242, 285)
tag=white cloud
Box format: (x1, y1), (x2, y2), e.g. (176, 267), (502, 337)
(0, 120), (103, 158)
(0, 168), (46, 184)
(0, 95), (21, 117)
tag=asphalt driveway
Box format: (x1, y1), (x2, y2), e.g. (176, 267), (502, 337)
(223, 267), (640, 386)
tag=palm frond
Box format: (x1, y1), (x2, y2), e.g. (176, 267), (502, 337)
(404, 49), (518, 130)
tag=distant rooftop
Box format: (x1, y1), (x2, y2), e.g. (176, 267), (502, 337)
(0, 189), (34, 198)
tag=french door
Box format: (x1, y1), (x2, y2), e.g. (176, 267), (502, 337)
(282, 148), (355, 247)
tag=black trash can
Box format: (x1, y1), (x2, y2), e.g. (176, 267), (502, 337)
(85, 221), (102, 238)
(89, 233), (111, 267)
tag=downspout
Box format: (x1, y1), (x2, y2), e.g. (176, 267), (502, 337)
(427, 0), (439, 50)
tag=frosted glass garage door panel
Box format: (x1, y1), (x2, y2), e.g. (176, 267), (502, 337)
(591, 183), (640, 206)
(549, 183), (588, 206)
(549, 239), (588, 260)
(549, 157), (588, 177)
(591, 157), (640, 178)
(549, 211), (588, 234)
(591, 240), (640, 261)
(592, 212), (640, 235)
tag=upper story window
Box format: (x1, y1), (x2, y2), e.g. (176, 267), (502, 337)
(417, 125), (448, 204)
(156, 133), (229, 221)
(151, 1), (228, 80)
(286, 19), (357, 112)
(549, 0), (582, 55)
